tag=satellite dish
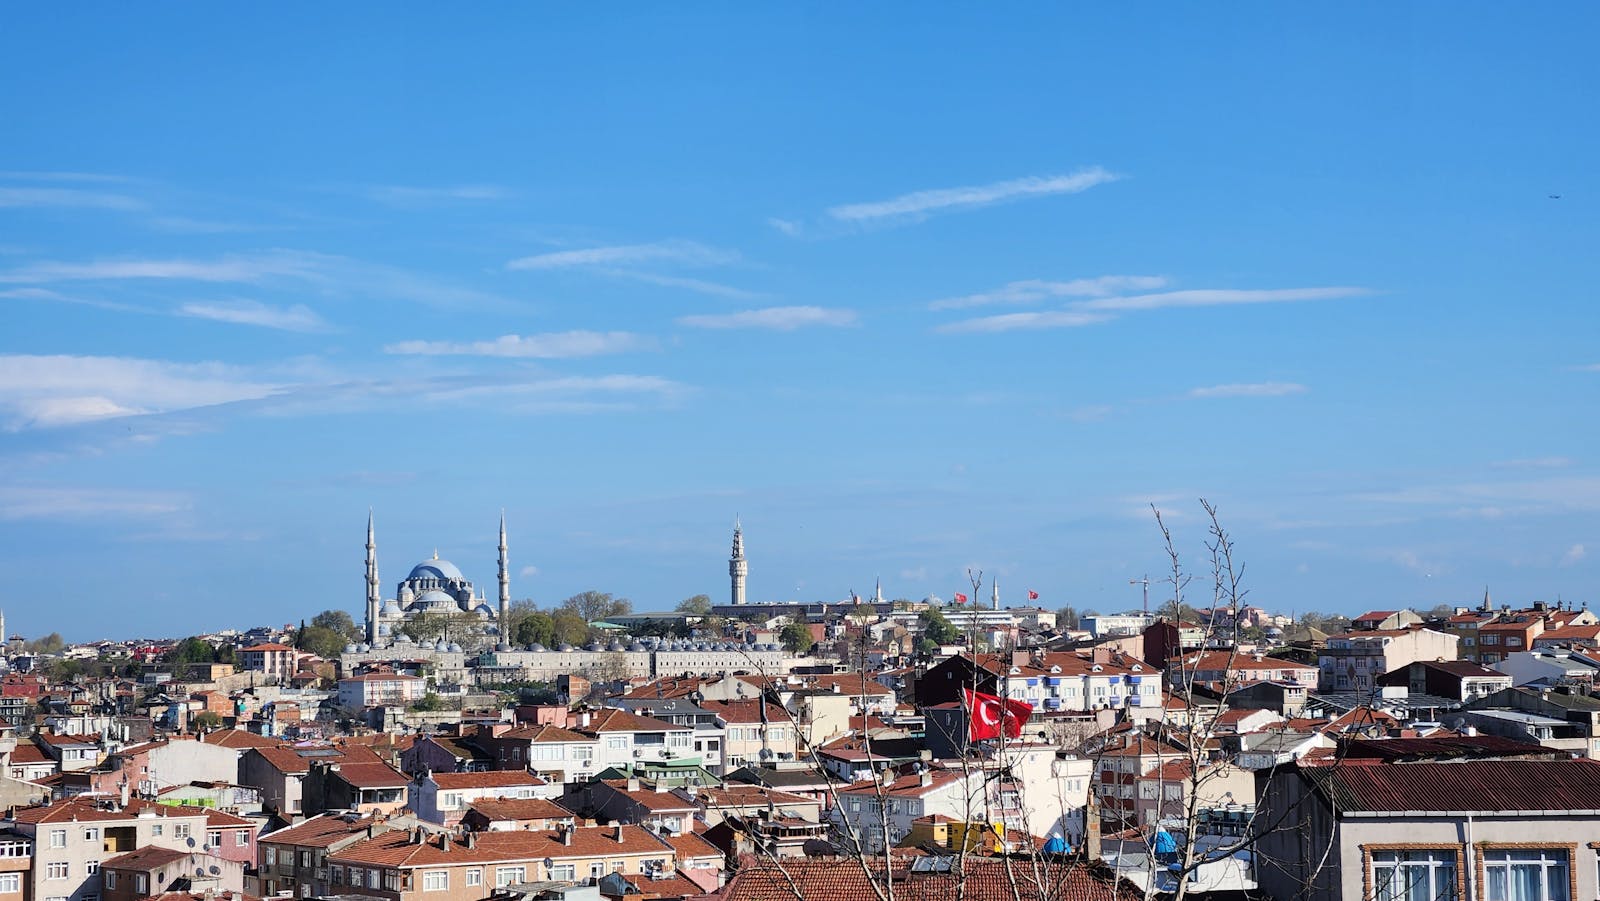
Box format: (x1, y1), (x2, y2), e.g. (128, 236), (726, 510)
(543, 858), (554, 870)
(209, 866), (220, 876)
(186, 837), (196, 848)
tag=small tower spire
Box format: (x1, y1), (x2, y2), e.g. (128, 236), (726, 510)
(729, 517), (747, 606)
(874, 576), (883, 604)
(992, 579), (1000, 611)
(497, 511), (511, 651)
(365, 509), (381, 646)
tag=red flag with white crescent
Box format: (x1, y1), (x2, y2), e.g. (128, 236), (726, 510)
(954, 593), (969, 604)
(964, 689), (1034, 740)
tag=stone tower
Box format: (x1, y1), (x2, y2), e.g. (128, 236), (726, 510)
(729, 518), (747, 606)
(497, 512), (511, 650)
(364, 510), (381, 645)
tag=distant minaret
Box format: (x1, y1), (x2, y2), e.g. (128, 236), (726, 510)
(364, 510), (381, 646)
(729, 518), (748, 606)
(992, 579), (1001, 611)
(874, 577), (884, 604)
(497, 512), (511, 650)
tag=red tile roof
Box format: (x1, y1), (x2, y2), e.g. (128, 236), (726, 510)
(720, 857), (1140, 901)
(463, 797), (573, 823)
(429, 771), (545, 790)
(583, 709), (692, 734)
(1309, 759), (1600, 813)
(330, 761), (408, 789)
(330, 825), (671, 867)
(103, 846), (193, 870)
(260, 812), (383, 848)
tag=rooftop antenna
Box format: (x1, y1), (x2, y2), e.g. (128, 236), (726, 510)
(1130, 575), (1150, 615)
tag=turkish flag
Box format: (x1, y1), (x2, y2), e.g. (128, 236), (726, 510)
(964, 689), (1034, 740)
(953, 593), (969, 604)
(1028, 590), (1040, 600)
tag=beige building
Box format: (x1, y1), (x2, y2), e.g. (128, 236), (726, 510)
(327, 825), (683, 901)
(1317, 627), (1458, 693)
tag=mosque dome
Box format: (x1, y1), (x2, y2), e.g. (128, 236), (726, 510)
(473, 603), (496, 619)
(413, 589), (458, 611)
(408, 558), (464, 582)
(381, 599), (404, 616)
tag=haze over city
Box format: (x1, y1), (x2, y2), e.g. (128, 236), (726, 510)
(4, 6), (1598, 641)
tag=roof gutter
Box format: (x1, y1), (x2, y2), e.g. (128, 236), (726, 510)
(1341, 809), (1600, 818)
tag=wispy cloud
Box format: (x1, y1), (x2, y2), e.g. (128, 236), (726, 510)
(827, 167), (1118, 223)
(1561, 543), (1587, 567)
(677, 305), (858, 330)
(1077, 287), (1368, 312)
(0, 250), (511, 310)
(363, 184), (509, 206)
(936, 310), (1112, 334)
(767, 217), (803, 237)
(1188, 382), (1308, 398)
(1570, 363), (1600, 373)
(1493, 456), (1575, 470)
(0, 485), (190, 521)
(0, 252), (324, 284)
(385, 331), (656, 359)
(508, 240), (736, 271)
(0, 355), (282, 429)
(0, 187), (145, 211)
(930, 276), (1169, 311)
(603, 270), (763, 300)
(934, 282), (1369, 333)
(178, 300), (331, 333)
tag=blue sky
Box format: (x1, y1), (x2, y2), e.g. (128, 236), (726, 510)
(4, 6), (1599, 640)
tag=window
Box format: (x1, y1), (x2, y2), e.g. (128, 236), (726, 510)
(84, 827), (101, 842)
(607, 737), (628, 750)
(496, 866), (527, 887)
(264, 848), (276, 866)
(422, 871), (448, 892)
(46, 863), (70, 880)
(367, 869), (381, 889)
(49, 829), (67, 849)
(440, 792), (463, 810)
(549, 865), (575, 881)
(174, 823), (192, 839)
(152, 824), (164, 837)
(105, 873), (118, 891)
(590, 863), (605, 879)
(236, 831), (250, 847)
(135, 876), (147, 895)
(1483, 848), (1569, 901)
(0, 874), (21, 893)
(86, 861), (100, 876)
(208, 830), (222, 848)
(466, 869), (482, 887)
(573, 745), (594, 761)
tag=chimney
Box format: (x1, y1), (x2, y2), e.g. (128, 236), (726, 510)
(918, 770), (933, 788)
(465, 831), (476, 849)
(627, 776), (640, 792)
(613, 824), (624, 842)
(437, 832), (450, 851)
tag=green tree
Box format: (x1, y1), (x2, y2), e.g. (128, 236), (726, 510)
(296, 625), (348, 659)
(779, 622), (814, 654)
(561, 590), (632, 622)
(918, 608), (961, 646)
(513, 612), (556, 648)
(311, 610), (361, 640)
(1056, 605), (1080, 630)
(676, 594), (713, 616)
(190, 711), (223, 732)
(411, 692), (445, 712)
(169, 637), (218, 665)
(551, 610), (591, 647)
